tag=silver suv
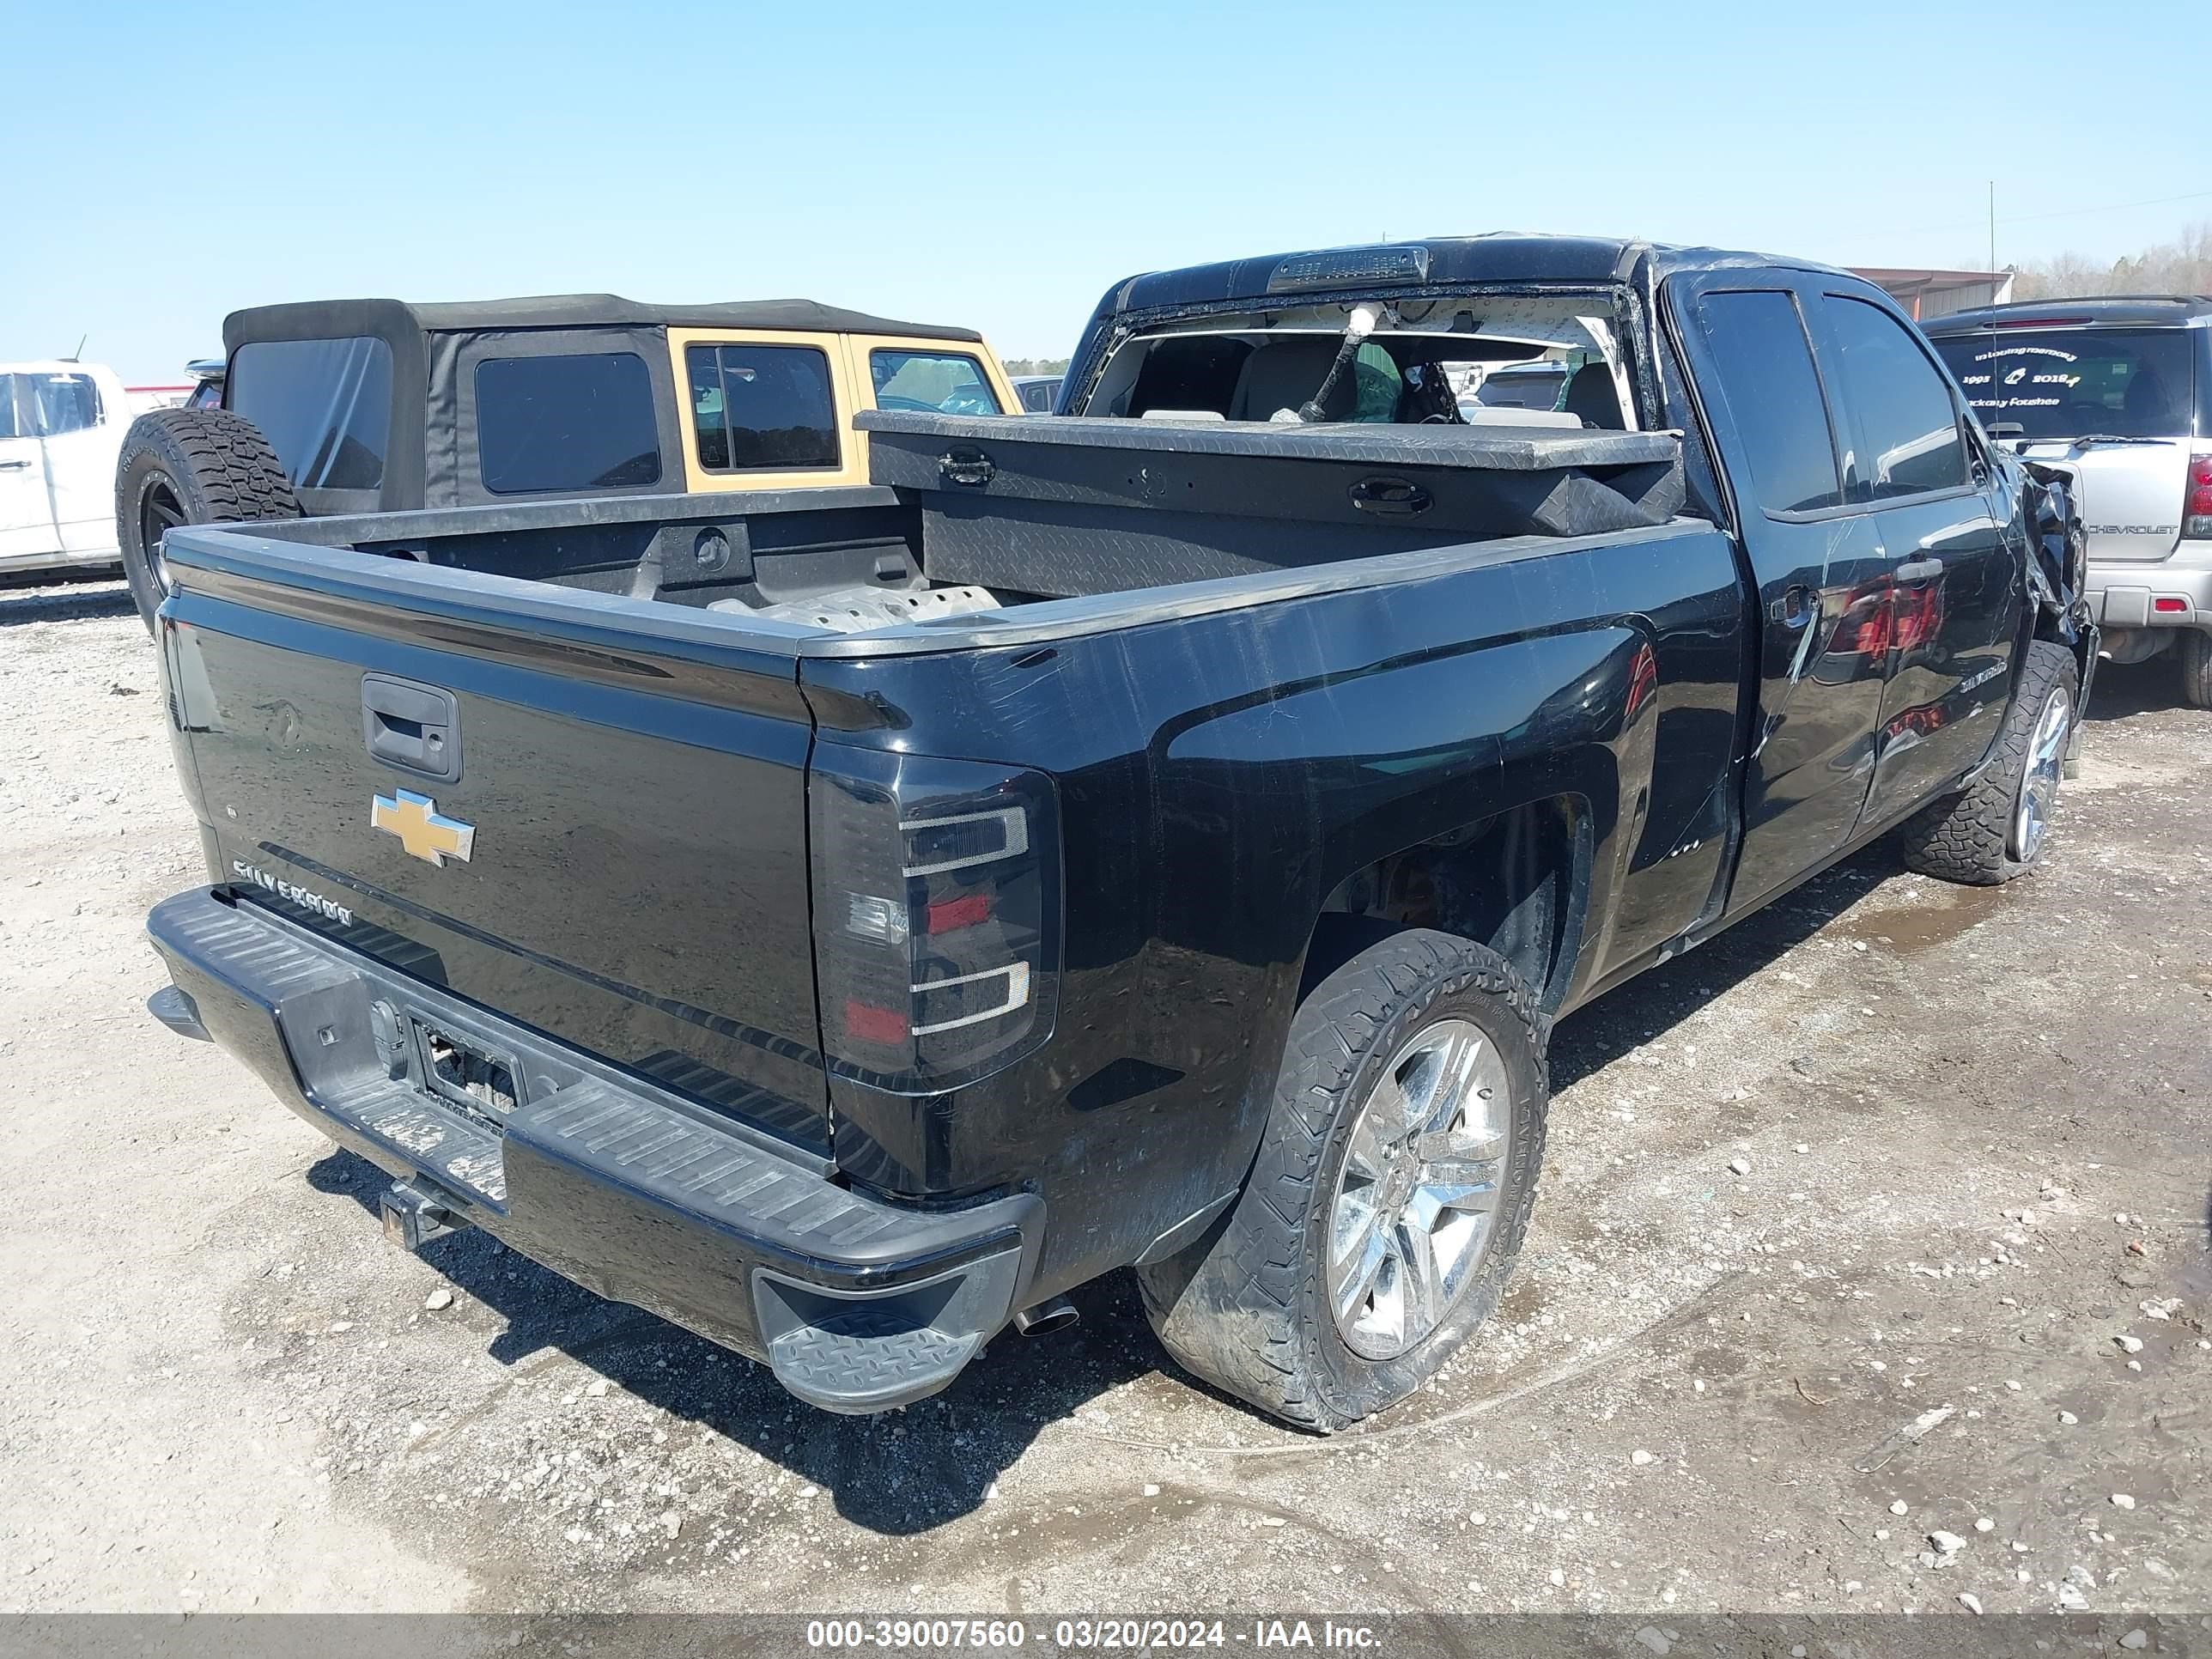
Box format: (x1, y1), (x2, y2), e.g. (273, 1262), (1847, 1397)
(1924, 296), (2212, 705)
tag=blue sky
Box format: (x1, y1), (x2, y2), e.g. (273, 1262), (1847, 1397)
(8, 0), (2207, 383)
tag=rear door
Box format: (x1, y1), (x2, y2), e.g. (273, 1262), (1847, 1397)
(25, 368), (121, 556)
(0, 375), (59, 562)
(1669, 275), (1890, 911)
(162, 551), (833, 1152)
(1929, 323), (2196, 562)
(1813, 290), (2022, 821)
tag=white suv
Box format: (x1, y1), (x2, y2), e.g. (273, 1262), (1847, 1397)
(1924, 297), (2212, 706)
(0, 361), (129, 576)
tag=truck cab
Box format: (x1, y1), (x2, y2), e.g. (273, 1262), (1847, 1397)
(0, 361), (129, 575)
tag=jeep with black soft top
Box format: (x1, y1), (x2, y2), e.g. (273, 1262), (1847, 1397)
(143, 235), (2092, 1428)
(112, 295), (1023, 634)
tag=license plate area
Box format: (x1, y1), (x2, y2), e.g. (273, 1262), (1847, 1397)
(410, 1016), (521, 1127)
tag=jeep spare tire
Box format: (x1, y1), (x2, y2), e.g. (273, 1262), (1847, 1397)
(114, 408), (300, 635)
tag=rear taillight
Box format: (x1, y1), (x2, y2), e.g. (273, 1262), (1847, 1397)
(2186, 453), (2212, 539)
(809, 749), (1060, 1088)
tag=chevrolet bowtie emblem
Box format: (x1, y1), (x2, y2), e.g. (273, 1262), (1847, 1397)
(371, 789), (476, 866)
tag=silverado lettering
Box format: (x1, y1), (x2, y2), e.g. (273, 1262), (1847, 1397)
(230, 860), (354, 927)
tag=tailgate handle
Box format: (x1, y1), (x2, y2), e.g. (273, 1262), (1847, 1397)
(362, 673), (462, 783)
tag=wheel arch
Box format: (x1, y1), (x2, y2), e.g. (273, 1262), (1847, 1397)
(1297, 789), (1597, 1016)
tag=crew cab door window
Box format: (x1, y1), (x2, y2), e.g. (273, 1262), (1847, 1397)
(1817, 297), (1969, 499)
(685, 344), (839, 471)
(475, 352), (661, 495)
(868, 349), (1004, 416)
(1691, 290), (1845, 514)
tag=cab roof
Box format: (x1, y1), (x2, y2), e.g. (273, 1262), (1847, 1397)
(223, 294), (981, 351)
(1922, 295), (2212, 333)
(1091, 234), (1850, 320)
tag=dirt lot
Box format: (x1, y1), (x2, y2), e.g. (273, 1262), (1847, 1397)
(2, 574), (2207, 1620)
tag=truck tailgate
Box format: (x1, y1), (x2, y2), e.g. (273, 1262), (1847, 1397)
(160, 534), (830, 1151)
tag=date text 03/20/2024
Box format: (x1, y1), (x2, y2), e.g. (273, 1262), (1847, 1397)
(802, 1620), (1382, 1650)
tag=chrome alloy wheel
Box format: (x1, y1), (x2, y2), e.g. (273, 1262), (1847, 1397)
(2010, 681), (2074, 863)
(1326, 1017), (1510, 1360)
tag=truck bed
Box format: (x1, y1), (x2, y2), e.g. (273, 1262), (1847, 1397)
(183, 412), (1691, 646)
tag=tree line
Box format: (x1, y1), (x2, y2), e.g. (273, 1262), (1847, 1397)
(2013, 220), (2212, 300)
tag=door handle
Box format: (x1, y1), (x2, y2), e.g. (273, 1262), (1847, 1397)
(1894, 557), (1945, 582)
(1768, 584), (1814, 628)
(0, 459), (32, 471)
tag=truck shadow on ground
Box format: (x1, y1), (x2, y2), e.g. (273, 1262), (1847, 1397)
(2080, 654), (2183, 723)
(1548, 842), (1894, 1093)
(0, 573), (133, 625)
(302, 834), (1921, 1535)
(306, 1150), (1162, 1534)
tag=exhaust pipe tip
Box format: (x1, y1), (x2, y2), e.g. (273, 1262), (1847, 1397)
(1012, 1294), (1079, 1337)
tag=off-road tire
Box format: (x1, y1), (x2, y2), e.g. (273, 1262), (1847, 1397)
(1136, 930), (1547, 1431)
(2179, 629), (2212, 710)
(114, 409), (299, 635)
(1896, 639), (2079, 885)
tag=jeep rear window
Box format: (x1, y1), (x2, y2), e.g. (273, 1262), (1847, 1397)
(228, 337), (392, 490)
(1929, 327), (2193, 441)
(686, 344), (839, 471)
(475, 352), (661, 495)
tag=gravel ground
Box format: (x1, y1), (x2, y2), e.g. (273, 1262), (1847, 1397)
(2, 574), (2207, 1620)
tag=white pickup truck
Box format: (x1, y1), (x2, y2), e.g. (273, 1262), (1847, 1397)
(0, 361), (130, 576)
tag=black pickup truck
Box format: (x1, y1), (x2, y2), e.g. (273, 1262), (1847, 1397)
(142, 235), (2093, 1430)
